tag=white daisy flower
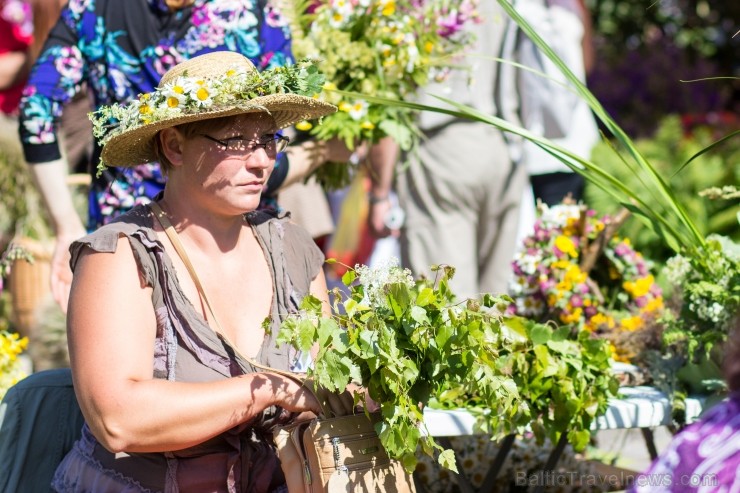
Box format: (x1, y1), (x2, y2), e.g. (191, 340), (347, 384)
(348, 100), (368, 120)
(161, 77), (189, 109)
(540, 203), (581, 227)
(328, 0), (353, 27)
(186, 78), (217, 108)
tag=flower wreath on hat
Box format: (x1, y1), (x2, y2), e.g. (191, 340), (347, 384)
(89, 53), (336, 173)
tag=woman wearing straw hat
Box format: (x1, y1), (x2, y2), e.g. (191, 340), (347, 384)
(49, 51), (351, 493)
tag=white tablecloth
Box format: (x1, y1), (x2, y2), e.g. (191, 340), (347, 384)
(423, 386), (706, 437)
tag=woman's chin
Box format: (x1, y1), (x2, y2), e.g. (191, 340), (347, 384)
(232, 195), (263, 215)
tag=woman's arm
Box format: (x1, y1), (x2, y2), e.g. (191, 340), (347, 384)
(309, 267), (332, 318)
(68, 237), (320, 454)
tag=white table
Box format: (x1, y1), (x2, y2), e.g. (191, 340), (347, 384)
(423, 386), (705, 436)
(421, 387), (707, 493)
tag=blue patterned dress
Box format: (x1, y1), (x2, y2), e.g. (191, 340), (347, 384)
(19, 0), (292, 229)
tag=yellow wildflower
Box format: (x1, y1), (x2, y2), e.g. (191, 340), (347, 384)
(563, 217), (580, 236)
(381, 0), (395, 16)
(643, 296), (664, 313)
(295, 121), (313, 131)
(620, 316), (644, 332)
(552, 259), (571, 270)
(563, 264), (587, 285)
(623, 275), (654, 298)
(554, 235), (577, 258)
(559, 308), (583, 325)
(588, 312), (610, 329)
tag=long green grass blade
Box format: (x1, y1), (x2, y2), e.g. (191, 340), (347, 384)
(495, 0), (705, 250)
(672, 130), (740, 178)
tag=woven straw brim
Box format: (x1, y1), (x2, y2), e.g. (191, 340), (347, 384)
(100, 93), (336, 167)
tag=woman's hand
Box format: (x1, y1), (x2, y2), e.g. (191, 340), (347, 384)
(270, 374), (323, 415)
(302, 379), (357, 418)
(346, 382), (380, 413)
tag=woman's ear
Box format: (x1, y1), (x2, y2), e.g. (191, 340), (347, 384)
(158, 128), (185, 167)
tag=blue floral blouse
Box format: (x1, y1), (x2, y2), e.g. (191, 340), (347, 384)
(19, 0), (292, 229)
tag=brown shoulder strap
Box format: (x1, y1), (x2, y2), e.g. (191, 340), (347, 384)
(149, 201), (306, 385)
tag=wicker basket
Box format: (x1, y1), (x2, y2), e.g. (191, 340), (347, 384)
(8, 237), (53, 338)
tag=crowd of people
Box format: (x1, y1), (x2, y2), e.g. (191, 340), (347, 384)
(0, 0), (737, 492)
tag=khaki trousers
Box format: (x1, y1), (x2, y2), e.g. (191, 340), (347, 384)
(398, 121), (526, 299)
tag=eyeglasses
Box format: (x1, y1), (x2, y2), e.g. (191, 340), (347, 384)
(199, 133), (290, 155)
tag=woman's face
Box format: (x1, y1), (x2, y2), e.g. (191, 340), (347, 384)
(175, 112), (278, 215)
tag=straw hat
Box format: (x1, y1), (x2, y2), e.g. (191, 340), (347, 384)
(95, 51), (336, 167)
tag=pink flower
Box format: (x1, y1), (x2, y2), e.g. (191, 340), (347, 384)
(614, 243), (632, 257)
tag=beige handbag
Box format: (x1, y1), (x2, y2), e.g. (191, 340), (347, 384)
(150, 203), (416, 493)
(274, 411), (417, 493)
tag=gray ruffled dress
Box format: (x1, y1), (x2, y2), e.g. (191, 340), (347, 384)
(51, 204), (324, 493)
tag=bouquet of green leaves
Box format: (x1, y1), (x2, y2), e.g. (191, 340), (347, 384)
(281, 0), (480, 187)
(276, 260), (617, 472)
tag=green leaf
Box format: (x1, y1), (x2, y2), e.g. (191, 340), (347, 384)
(300, 294), (323, 313)
(567, 429), (591, 452)
(410, 306), (429, 325)
(341, 269), (356, 286)
(296, 319), (317, 352)
(317, 350), (353, 391)
(529, 324), (552, 345)
(416, 287), (436, 307)
(546, 339), (572, 355)
(437, 449), (458, 474)
(317, 317), (341, 348)
(378, 119), (414, 151)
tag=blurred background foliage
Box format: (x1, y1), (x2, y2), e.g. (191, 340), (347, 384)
(585, 0), (738, 138)
(584, 115), (740, 268)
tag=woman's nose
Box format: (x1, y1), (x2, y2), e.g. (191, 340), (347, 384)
(246, 147), (274, 170)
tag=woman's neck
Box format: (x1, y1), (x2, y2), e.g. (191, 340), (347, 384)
(156, 193), (248, 254)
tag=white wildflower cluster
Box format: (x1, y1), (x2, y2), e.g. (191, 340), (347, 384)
(513, 295), (545, 317)
(663, 254), (692, 286)
(688, 298), (727, 324)
(513, 250), (543, 277)
(354, 258), (414, 307)
(538, 203), (582, 228)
